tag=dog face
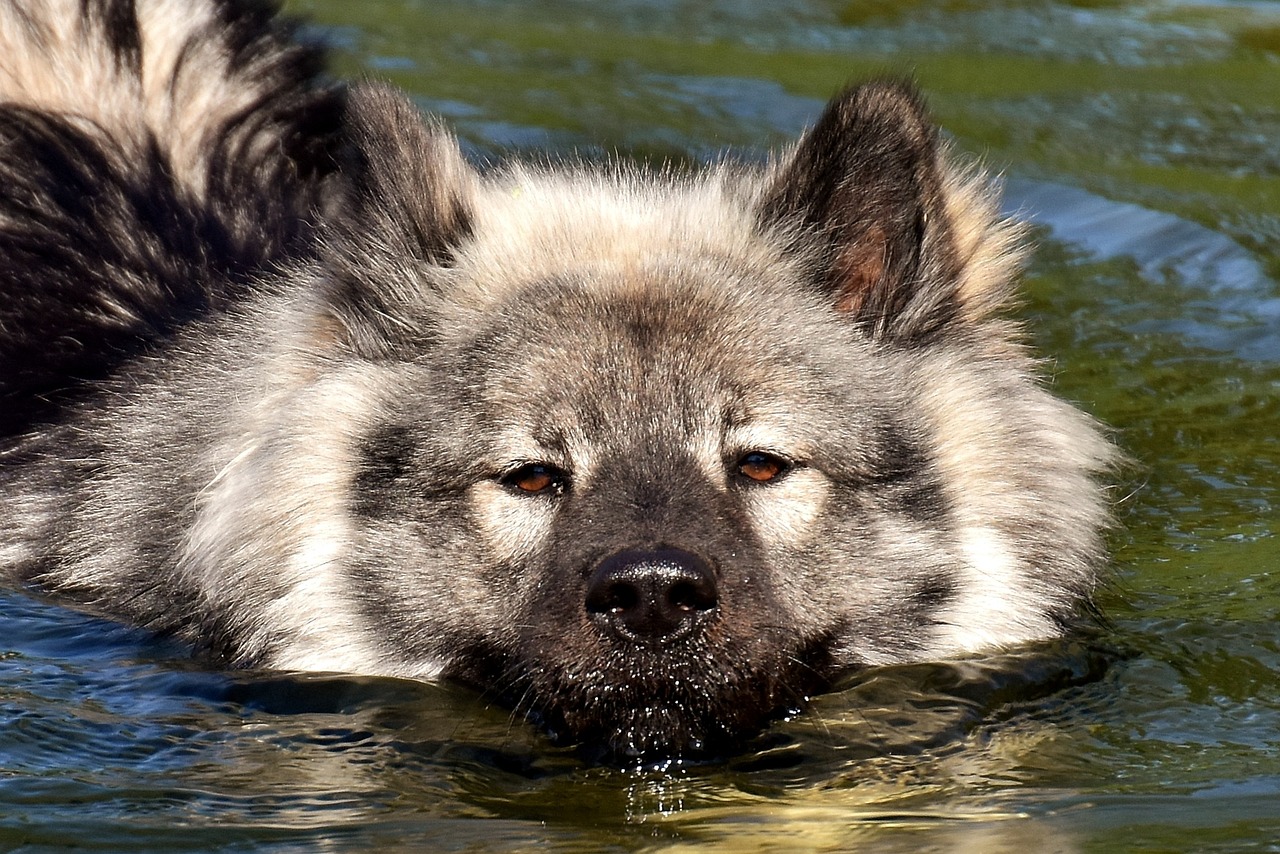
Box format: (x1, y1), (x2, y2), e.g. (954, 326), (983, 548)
(451, 270), (961, 757)
(340, 263), (956, 759)
(172, 82), (1110, 762)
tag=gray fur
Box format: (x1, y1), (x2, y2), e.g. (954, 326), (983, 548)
(0, 0), (1114, 761)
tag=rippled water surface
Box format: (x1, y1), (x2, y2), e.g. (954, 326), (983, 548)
(4, 0), (1280, 850)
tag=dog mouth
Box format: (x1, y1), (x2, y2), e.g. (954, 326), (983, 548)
(480, 633), (837, 765)
(451, 548), (837, 763)
(530, 676), (806, 764)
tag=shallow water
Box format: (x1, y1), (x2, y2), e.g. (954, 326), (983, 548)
(4, 0), (1280, 850)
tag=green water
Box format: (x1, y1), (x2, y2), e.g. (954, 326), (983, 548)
(4, 0), (1280, 850)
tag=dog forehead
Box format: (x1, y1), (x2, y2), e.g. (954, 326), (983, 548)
(447, 164), (793, 305)
(456, 280), (902, 476)
(470, 277), (812, 407)
(437, 167), (900, 443)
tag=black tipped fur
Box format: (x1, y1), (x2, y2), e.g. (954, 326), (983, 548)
(88, 0), (145, 70)
(0, 0), (344, 434)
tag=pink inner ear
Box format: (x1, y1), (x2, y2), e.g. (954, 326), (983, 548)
(832, 224), (887, 315)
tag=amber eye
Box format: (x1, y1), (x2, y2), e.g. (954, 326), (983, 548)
(501, 463), (567, 496)
(737, 451), (789, 484)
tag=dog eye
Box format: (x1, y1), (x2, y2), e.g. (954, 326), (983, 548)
(736, 452), (789, 484)
(501, 463), (568, 496)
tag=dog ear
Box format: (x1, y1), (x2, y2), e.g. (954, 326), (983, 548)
(318, 83), (478, 357)
(335, 83), (476, 264)
(758, 80), (963, 343)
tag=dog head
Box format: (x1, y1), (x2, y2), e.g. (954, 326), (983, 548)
(207, 81), (1111, 762)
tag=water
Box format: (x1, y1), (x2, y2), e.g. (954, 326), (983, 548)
(4, 0), (1280, 849)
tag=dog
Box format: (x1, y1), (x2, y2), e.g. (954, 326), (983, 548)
(0, 0), (1114, 762)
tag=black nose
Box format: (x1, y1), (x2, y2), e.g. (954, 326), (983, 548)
(585, 548), (718, 642)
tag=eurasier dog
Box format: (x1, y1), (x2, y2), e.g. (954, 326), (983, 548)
(0, 0), (1112, 761)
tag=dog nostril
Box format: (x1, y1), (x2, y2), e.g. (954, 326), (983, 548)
(668, 579), (715, 613)
(600, 581), (638, 615)
(585, 548), (718, 642)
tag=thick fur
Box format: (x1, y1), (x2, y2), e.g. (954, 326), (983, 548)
(0, 0), (1114, 761)
(0, 0), (344, 433)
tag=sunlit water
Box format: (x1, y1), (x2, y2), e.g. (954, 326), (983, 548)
(4, 0), (1279, 850)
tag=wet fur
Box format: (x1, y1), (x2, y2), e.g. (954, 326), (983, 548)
(0, 0), (1114, 761)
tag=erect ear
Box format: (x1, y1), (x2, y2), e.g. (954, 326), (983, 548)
(758, 80), (962, 343)
(318, 83), (478, 357)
